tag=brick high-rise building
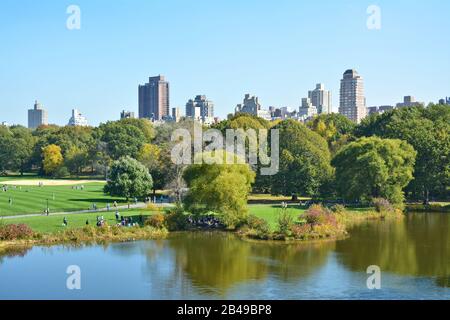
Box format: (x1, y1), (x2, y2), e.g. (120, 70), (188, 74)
(139, 75), (170, 121)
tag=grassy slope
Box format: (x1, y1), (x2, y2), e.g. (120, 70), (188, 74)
(0, 183), (127, 217)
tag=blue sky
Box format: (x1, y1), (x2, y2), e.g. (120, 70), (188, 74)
(1, 0), (449, 126)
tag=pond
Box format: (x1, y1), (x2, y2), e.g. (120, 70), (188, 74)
(0, 213), (449, 300)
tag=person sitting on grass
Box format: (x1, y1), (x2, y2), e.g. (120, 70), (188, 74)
(63, 217), (68, 227)
(115, 211), (120, 221)
(86, 219), (89, 225)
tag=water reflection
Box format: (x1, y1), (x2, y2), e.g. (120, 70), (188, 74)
(0, 213), (449, 299)
(165, 232), (334, 295)
(336, 213), (449, 287)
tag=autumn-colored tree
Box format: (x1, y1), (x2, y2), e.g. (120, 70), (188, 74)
(42, 144), (63, 176)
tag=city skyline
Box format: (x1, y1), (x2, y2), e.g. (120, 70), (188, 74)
(18, 69), (450, 127)
(1, 0), (449, 126)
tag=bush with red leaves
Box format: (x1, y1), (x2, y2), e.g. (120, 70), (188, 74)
(0, 224), (34, 240)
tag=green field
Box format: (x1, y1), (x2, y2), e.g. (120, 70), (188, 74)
(0, 182), (127, 217)
(249, 204), (305, 229)
(0, 208), (155, 233)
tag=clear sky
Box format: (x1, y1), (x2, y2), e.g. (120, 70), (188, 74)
(1, 0), (449, 126)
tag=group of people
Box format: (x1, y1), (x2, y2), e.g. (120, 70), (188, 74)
(186, 215), (224, 229)
(2, 184), (21, 192)
(71, 185), (85, 190)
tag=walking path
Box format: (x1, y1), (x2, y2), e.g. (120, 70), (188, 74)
(0, 202), (174, 220)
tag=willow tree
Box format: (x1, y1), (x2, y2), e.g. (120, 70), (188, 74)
(332, 137), (416, 206)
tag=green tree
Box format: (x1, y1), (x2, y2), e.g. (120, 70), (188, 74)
(98, 121), (146, 160)
(307, 113), (356, 155)
(137, 143), (170, 195)
(271, 120), (333, 197)
(183, 151), (256, 228)
(104, 156), (153, 200)
(332, 137), (416, 206)
(0, 125), (35, 175)
(355, 105), (450, 202)
(119, 118), (155, 143)
(65, 146), (89, 176)
(212, 113), (270, 133)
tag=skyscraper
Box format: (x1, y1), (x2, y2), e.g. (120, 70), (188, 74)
(339, 69), (367, 123)
(308, 83), (332, 114)
(186, 95), (214, 124)
(28, 100), (48, 129)
(139, 75), (170, 121)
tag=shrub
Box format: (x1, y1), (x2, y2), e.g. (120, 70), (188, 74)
(373, 198), (394, 213)
(246, 215), (270, 234)
(0, 224), (34, 240)
(304, 204), (329, 225)
(290, 224), (312, 240)
(331, 204), (346, 214)
(53, 166), (70, 178)
(146, 203), (162, 212)
(165, 206), (187, 231)
(277, 208), (294, 236)
(145, 213), (165, 229)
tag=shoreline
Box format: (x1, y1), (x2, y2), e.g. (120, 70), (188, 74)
(0, 209), (403, 255)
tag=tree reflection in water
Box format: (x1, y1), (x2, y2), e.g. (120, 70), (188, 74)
(335, 213), (449, 288)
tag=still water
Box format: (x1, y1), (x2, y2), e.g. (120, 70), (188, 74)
(0, 213), (449, 300)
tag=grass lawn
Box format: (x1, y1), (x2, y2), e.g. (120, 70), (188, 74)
(249, 204), (305, 230)
(0, 182), (128, 217)
(1, 208), (156, 233)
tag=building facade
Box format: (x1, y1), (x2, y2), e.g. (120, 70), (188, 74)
(396, 96), (423, 108)
(308, 83), (332, 114)
(139, 75), (170, 121)
(28, 100), (48, 129)
(171, 107), (181, 122)
(339, 69), (367, 123)
(68, 109), (88, 127)
(298, 98), (318, 119)
(368, 105), (394, 115)
(186, 95), (214, 124)
(235, 94), (271, 120)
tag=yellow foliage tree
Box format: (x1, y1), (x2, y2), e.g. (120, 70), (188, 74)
(42, 144), (63, 175)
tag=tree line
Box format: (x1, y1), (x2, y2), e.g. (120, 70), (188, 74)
(0, 103), (448, 208)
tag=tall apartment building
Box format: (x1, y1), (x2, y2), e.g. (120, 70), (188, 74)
(339, 69), (367, 123)
(68, 109), (88, 127)
(138, 75), (170, 121)
(186, 95), (214, 123)
(28, 100), (48, 129)
(308, 83), (332, 114)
